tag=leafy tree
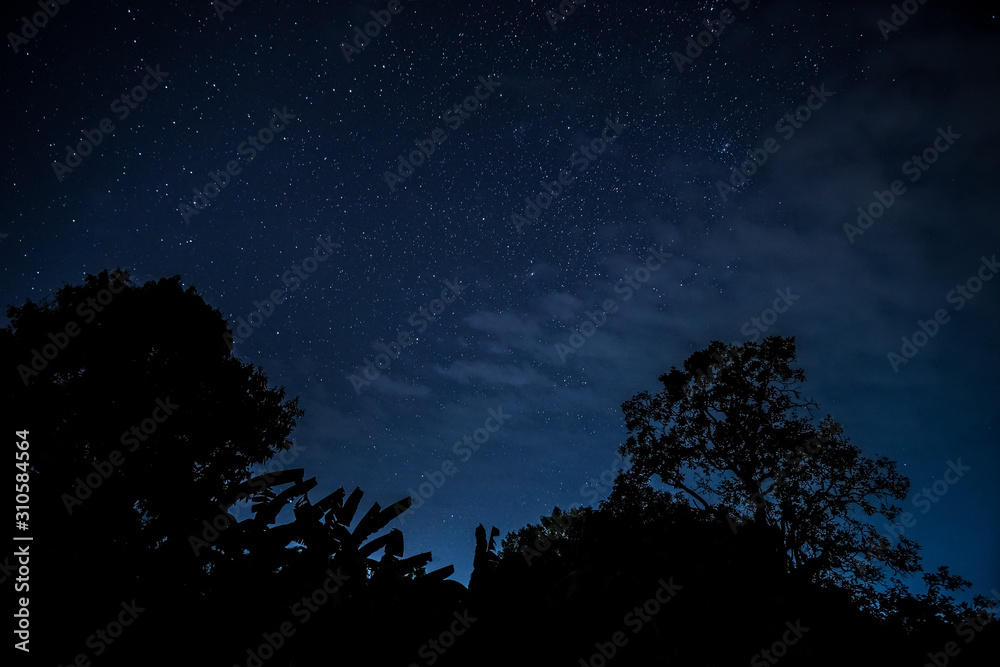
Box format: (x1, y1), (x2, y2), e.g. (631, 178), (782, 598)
(3, 270), (304, 659)
(4, 269), (475, 667)
(499, 505), (590, 566)
(883, 566), (998, 631)
(613, 336), (921, 609)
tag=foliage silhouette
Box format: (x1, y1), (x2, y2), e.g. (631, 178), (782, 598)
(4, 270), (308, 662)
(613, 336), (925, 611)
(487, 337), (998, 666)
(5, 273), (997, 666)
(3, 270), (464, 666)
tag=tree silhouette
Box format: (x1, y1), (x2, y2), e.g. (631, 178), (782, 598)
(3, 270), (463, 666)
(613, 336), (921, 610)
(8, 273), (997, 666)
(3, 270), (308, 662)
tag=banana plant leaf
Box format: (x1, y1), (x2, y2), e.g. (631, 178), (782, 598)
(357, 528), (404, 559)
(254, 476), (318, 525)
(334, 487), (364, 525)
(352, 502), (383, 541)
(397, 551), (433, 576)
(218, 468), (306, 509)
(314, 487), (345, 515)
(421, 564), (456, 583)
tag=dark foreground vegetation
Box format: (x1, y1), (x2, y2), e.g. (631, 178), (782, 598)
(5, 270), (997, 666)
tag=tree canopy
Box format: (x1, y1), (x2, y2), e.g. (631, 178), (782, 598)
(3, 270), (457, 665)
(612, 337), (921, 608)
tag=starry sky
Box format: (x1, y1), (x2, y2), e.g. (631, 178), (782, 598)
(2, 0), (997, 600)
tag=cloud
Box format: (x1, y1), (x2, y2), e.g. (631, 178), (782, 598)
(537, 291), (584, 320)
(464, 310), (544, 337)
(433, 360), (548, 387)
(368, 375), (431, 397)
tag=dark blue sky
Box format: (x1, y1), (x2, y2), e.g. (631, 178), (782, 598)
(2, 0), (997, 600)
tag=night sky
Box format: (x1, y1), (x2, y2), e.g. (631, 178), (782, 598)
(3, 0), (997, 601)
